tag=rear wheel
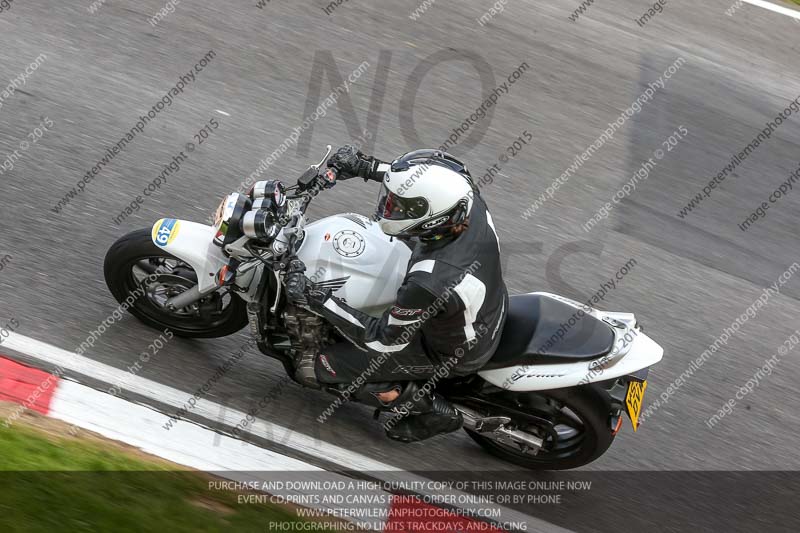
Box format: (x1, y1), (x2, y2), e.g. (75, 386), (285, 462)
(104, 229), (248, 338)
(465, 385), (615, 470)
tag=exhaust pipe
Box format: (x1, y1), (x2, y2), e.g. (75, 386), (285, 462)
(456, 405), (544, 452)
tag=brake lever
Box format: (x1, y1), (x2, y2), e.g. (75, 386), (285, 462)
(297, 144), (334, 191)
(313, 145), (333, 170)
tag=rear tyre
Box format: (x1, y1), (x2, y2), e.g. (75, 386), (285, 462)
(104, 229), (248, 338)
(465, 385), (615, 470)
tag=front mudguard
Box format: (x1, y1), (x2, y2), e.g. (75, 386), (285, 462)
(150, 218), (227, 292)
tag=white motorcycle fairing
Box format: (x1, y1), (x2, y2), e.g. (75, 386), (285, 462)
(150, 218), (227, 292)
(478, 292), (664, 392)
(295, 213), (412, 315)
(151, 213), (412, 315)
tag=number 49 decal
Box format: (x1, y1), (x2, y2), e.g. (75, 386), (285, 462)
(152, 218), (180, 248)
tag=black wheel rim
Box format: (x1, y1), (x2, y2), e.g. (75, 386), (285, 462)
(121, 255), (238, 333)
(534, 403), (588, 460)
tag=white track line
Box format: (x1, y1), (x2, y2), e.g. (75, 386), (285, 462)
(49, 380), (392, 531)
(52, 380), (319, 472)
(2, 331), (561, 532)
(2, 331), (395, 471)
(742, 0), (800, 19)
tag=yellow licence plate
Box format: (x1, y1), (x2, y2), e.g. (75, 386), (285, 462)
(625, 380), (647, 432)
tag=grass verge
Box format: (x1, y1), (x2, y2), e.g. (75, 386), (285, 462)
(0, 403), (338, 533)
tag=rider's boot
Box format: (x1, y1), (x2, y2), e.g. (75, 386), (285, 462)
(359, 382), (463, 443)
(385, 393), (463, 443)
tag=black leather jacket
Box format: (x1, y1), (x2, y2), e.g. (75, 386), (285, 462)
(309, 182), (508, 375)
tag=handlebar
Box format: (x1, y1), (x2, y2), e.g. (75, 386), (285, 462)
(294, 165), (338, 194)
(233, 147), (341, 266)
(321, 166), (339, 186)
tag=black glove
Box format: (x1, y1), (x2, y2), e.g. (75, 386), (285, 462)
(327, 145), (382, 182)
(284, 259), (307, 305)
(285, 259), (331, 307)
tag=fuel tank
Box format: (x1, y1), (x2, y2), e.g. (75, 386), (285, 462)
(295, 213), (411, 316)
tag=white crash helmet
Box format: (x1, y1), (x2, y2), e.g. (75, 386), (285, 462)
(375, 149), (477, 239)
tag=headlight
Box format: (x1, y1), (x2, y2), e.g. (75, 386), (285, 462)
(213, 193), (251, 248)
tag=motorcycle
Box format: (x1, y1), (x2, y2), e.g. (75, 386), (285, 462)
(104, 145), (664, 470)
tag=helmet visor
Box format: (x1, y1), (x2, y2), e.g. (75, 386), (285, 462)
(377, 184), (429, 221)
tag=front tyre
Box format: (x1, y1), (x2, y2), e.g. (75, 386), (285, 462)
(465, 385), (615, 470)
(104, 229), (248, 338)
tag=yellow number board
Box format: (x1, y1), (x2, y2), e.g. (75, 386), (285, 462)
(625, 380), (647, 432)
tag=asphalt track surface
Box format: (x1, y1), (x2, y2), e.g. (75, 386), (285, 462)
(1, 0), (800, 529)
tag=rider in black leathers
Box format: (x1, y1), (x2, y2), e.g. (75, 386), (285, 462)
(286, 146), (508, 442)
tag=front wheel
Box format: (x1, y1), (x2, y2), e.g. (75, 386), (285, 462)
(465, 385), (615, 470)
(104, 229), (248, 338)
